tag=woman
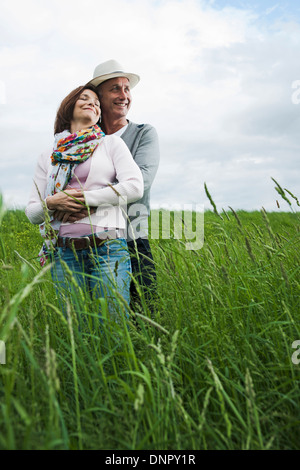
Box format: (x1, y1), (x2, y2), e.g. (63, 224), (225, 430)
(26, 84), (143, 321)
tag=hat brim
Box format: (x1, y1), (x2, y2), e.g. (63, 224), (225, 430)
(88, 72), (140, 89)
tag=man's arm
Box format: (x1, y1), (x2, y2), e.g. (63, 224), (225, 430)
(53, 207), (96, 223)
(122, 125), (160, 193)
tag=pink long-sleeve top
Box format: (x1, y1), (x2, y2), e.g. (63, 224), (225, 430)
(25, 135), (144, 237)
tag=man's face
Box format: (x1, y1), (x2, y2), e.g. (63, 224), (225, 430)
(98, 77), (132, 121)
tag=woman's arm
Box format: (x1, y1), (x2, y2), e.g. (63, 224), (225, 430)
(83, 136), (144, 208)
(25, 151), (52, 224)
(25, 151), (88, 225)
(36, 136), (144, 223)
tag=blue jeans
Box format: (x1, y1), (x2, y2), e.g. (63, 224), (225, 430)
(51, 238), (131, 323)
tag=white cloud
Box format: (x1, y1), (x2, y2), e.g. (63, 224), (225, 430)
(0, 44), (40, 67)
(0, 0), (299, 211)
(0, 0), (55, 36)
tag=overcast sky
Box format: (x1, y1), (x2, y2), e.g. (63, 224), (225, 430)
(0, 0), (299, 212)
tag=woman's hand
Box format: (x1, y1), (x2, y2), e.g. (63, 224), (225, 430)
(46, 189), (86, 212)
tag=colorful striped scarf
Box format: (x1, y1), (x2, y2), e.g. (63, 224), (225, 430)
(46, 124), (105, 197)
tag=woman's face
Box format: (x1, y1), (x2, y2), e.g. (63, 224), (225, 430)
(72, 89), (101, 128)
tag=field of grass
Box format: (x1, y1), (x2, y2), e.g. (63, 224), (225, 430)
(0, 189), (299, 450)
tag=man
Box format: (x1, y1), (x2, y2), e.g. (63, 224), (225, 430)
(89, 60), (160, 310)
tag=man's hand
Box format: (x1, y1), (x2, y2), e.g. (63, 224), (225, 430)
(53, 207), (96, 223)
(46, 189), (86, 212)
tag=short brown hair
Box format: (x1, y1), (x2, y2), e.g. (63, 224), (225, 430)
(54, 84), (100, 134)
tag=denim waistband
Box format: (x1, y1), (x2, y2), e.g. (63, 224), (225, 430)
(57, 229), (125, 250)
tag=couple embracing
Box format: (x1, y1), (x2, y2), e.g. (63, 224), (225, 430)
(26, 60), (160, 323)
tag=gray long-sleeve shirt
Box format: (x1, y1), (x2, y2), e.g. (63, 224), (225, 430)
(121, 120), (160, 239)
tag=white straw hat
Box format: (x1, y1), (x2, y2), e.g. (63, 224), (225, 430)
(88, 59), (140, 88)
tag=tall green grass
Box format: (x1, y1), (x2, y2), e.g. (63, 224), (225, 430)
(0, 188), (299, 450)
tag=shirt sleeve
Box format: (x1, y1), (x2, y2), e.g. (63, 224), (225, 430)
(131, 125), (160, 193)
(83, 136), (144, 207)
(25, 151), (54, 224)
